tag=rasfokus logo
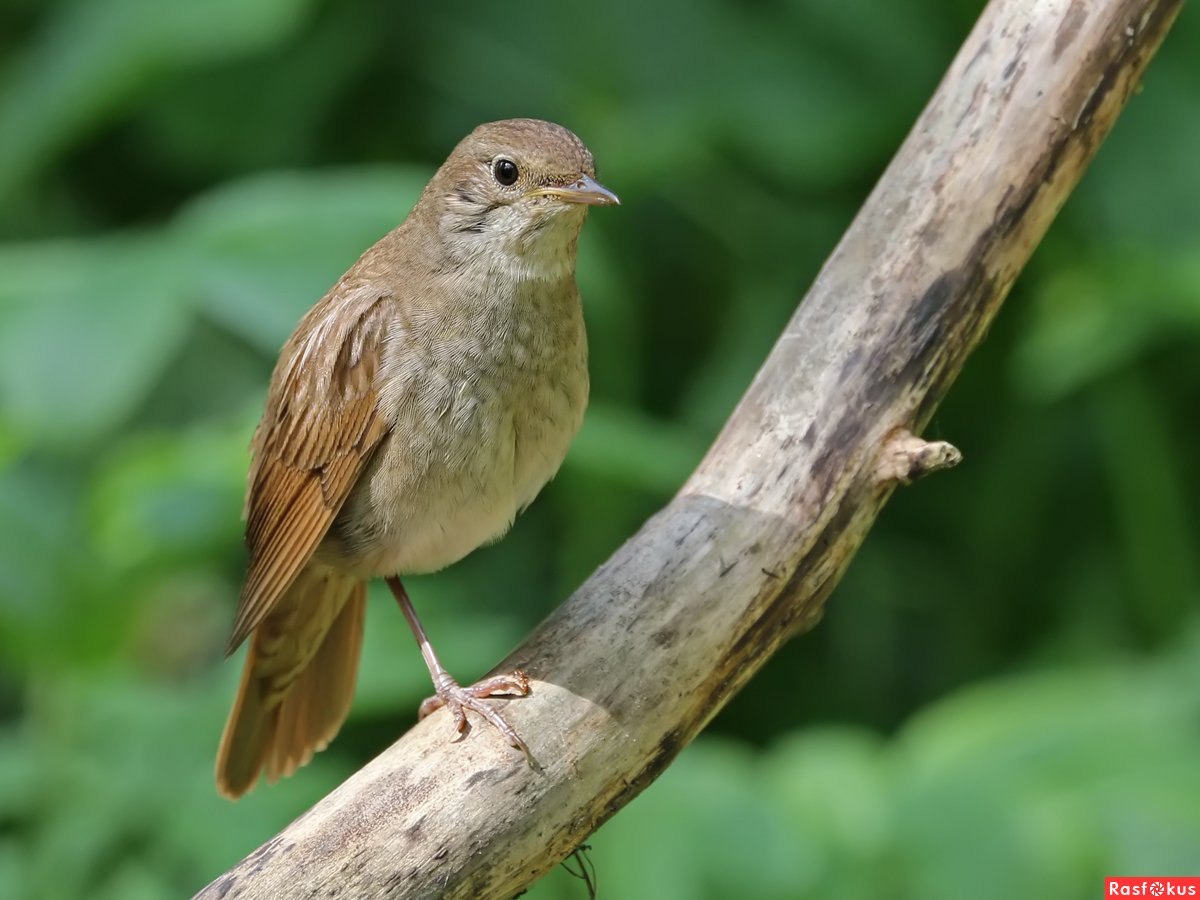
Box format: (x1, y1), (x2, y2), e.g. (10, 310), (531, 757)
(1106, 878), (1200, 896)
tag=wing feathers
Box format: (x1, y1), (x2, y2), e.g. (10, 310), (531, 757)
(226, 291), (391, 654)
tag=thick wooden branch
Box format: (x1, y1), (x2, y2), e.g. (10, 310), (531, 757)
(196, 0), (1181, 897)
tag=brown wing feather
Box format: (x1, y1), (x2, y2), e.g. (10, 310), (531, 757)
(226, 289), (391, 654)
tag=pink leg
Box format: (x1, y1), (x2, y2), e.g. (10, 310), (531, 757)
(386, 576), (531, 757)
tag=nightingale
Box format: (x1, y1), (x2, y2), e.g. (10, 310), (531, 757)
(215, 118), (618, 799)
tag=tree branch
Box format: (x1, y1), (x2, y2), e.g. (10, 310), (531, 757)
(196, 0), (1182, 896)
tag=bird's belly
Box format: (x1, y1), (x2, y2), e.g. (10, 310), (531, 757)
(327, 365), (584, 578)
(356, 469), (520, 576)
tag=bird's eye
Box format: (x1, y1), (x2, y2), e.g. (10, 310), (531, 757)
(493, 158), (519, 186)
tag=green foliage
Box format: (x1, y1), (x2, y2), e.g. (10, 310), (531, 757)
(0, 0), (1197, 897)
(535, 638), (1200, 900)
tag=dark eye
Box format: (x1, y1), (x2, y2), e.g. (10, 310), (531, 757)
(493, 158), (519, 186)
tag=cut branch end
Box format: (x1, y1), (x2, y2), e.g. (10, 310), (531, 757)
(874, 429), (962, 486)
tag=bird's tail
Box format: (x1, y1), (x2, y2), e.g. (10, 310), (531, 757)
(215, 565), (365, 799)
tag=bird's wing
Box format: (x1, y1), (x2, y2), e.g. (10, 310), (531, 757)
(226, 287), (391, 653)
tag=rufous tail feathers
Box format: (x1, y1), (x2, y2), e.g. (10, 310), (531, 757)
(216, 566), (364, 799)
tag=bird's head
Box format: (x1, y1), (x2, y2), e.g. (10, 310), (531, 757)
(423, 118), (618, 279)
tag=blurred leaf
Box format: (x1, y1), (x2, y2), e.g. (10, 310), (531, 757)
(1012, 248), (1200, 402)
(87, 426), (247, 570)
(0, 237), (192, 445)
(576, 227), (642, 406)
(1089, 376), (1200, 639)
(14, 670), (336, 897)
(177, 167), (427, 351)
(0, 839), (32, 900)
(0, 462), (89, 661)
(677, 279), (799, 434)
(0, 0), (317, 203)
(567, 403), (706, 494)
(532, 639), (1200, 900)
(0, 730), (41, 819)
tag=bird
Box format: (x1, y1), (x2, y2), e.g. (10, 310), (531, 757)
(214, 118), (618, 799)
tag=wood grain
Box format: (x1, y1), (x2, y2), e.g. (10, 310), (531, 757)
(195, 0), (1183, 896)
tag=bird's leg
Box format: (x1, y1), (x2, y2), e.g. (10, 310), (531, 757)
(385, 576), (531, 757)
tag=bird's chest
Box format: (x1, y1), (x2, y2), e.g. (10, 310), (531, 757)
(436, 299), (587, 505)
(338, 282), (587, 575)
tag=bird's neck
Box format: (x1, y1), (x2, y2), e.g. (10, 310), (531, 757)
(433, 210), (583, 285)
(499, 229), (580, 283)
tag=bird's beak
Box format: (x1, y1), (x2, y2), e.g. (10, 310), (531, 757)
(529, 174), (620, 207)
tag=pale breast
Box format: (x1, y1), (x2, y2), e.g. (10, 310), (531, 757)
(324, 276), (588, 578)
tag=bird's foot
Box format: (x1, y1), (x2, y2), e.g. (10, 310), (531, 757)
(419, 669), (532, 757)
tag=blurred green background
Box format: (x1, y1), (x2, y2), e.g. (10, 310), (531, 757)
(1, 0), (1198, 897)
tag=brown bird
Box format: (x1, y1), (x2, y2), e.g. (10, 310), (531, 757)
(215, 118), (618, 799)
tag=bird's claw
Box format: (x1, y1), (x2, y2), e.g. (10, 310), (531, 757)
(419, 669), (532, 757)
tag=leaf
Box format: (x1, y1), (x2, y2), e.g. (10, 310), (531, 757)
(566, 403), (706, 494)
(1012, 248), (1200, 402)
(175, 167), (427, 351)
(0, 0), (317, 204)
(86, 426), (248, 570)
(0, 237), (192, 446)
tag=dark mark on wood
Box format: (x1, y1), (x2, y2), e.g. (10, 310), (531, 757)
(405, 814), (426, 841)
(633, 729), (684, 790)
(1054, 0), (1089, 59)
(650, 627), (675, 648)
(465, 768), (501, 789)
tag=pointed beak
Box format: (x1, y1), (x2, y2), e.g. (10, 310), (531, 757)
(530, 174), (620, 207)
